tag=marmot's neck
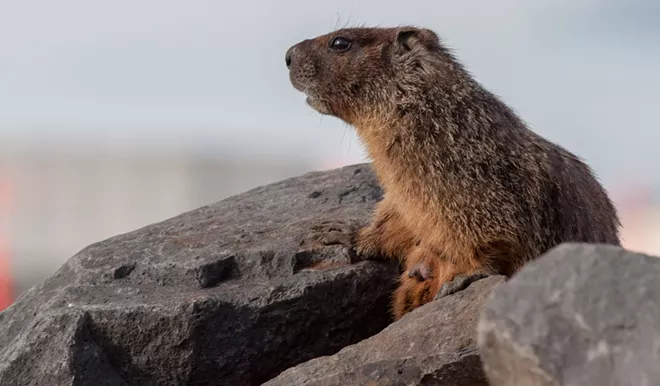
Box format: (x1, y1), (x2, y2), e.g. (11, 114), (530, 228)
(354, 82), (529, 190)
(358, 82), (523, 150)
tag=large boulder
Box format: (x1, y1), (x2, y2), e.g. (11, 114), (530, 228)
(265, 275), (505, 386)
(478, 243), (660, 386)
(0, 164), (400, 386)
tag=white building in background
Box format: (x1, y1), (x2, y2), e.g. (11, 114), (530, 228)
(0, 141), (313, 295)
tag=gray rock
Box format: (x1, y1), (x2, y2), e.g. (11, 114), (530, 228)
(478, 243), (660, 386)
(265, 275), (506, 386)
(0, 164), (400, 386)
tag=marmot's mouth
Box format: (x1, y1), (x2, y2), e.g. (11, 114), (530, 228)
(305, 95), (332, 116)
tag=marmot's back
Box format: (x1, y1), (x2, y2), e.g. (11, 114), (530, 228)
(535, 133), (620, 247)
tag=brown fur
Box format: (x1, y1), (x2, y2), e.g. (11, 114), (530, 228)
(286, 26), (621, 320)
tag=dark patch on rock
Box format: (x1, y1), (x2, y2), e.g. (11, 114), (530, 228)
(112, 263), (136, 280)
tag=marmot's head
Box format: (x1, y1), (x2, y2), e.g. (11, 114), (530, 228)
(285, 26), (456, 124)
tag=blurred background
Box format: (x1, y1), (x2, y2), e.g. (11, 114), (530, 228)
(0, 0), (658, 309)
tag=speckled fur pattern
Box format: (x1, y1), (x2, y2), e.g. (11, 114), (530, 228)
(286, 26), (621, 320)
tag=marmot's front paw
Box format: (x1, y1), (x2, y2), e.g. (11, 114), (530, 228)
(353, 226), (390, 260)
(434, 271), (490, 300)
(299, 220), (358, 252)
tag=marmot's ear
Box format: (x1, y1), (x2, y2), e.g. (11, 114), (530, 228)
(395, 28), (440, 53)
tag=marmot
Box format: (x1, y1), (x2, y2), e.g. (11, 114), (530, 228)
(286, 26), (621, 320)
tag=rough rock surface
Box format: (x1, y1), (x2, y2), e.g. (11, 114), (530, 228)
(265, 275), (506, 386)
(0, 164), (401, 386)
(478, 243), (660, 386)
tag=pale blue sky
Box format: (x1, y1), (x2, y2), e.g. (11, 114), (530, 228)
(0, 0), (658, 185)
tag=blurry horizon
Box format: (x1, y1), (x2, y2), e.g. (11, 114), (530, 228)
(1, 0), (659, 185)
(0, 0), (659, 304)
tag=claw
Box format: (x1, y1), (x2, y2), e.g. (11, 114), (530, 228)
(435, 271), (490, 300)
(299, 221), (357, 251)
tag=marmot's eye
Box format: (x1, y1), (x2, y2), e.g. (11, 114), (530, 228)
(329, 37), (351, 51)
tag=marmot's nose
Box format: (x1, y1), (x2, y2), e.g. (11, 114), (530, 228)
(285, 46), (295, 69)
